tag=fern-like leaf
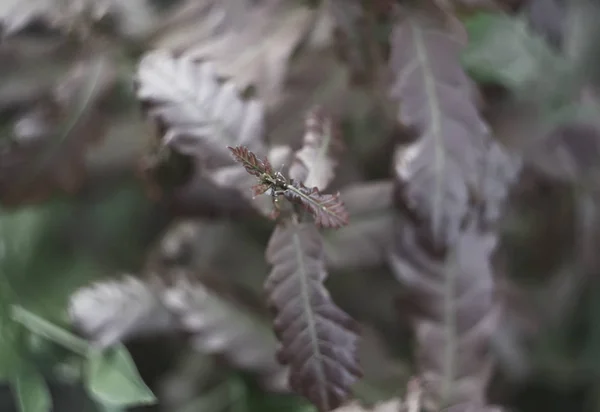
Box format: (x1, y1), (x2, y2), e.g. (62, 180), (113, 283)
(69, 275), (175, 348)
(136, 50), (266, 163)
(228, 145), (274, 177)
(389, 10), (490, 247)
(284, 182), (349, 229)
(265, 221), (362, 411)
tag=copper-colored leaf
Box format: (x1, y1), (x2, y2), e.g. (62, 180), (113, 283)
(284, 182), (349, 229)
(265, 221), (362, 411)
(389, 10), (492, 247)
(228, 145), (274, 177)
(290, 107), (343, 191)
(0, 56), (115, 206)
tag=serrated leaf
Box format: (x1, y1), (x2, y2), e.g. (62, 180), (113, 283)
(153, 0), (315, 109)
(462, 13), (564, 94)
(389, 10), (504, 247)
(290, 108), (342, 191)
(85, 344), (156, 408)
(390, 220), (499, 408)
(136, 50), (266, 162)
(265, 221), (362, 411)
(11, 365), (52, 412)
(284, 182), (349, 229)
(68, 276), (175, 348)
(135, 51), (277, 215)
(0, 56), (115, 207)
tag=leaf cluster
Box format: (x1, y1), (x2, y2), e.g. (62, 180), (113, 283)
(4, 1), (600, 412)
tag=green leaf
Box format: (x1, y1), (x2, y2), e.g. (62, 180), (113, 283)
(0, 301), (23, 380)
(11, 306), (90, 356)
(11, 366), (52, 412)
(84, 344), (156, 408)
(462, 13), (566, 95)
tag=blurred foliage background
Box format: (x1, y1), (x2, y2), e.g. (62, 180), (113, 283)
(3, 0), (600, 411)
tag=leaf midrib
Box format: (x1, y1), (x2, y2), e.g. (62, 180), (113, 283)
(291, 224), (328, 409)
(411, 19), (445, 243)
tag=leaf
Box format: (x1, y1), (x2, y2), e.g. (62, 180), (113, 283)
(152, 0), (316, 109)
(265, 221), (362, 411)
(289, 107), (343, 191)
(0, 0), (58, 35)
(135, 51), (277, 215)
(11, 365), (52, 412)
(389, 9), (519, 247)
(162, 274), (289, 392)
(136, 50), (266, 162)
(284, 182), (349, 229)
(462, 13), (564, 95)
(68, 276), (175, 348)
(0, 0), (112, 35)
(389, 10), (493, 247)
(85, 344), (156, 407)
(0, 56), (115, 207)
(228, 146), (274, 178)
(12, 306), (89, 356)
(389, 220), (499, 408)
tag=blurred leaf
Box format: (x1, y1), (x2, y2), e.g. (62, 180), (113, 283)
(289, 107), (343, 191)
(389, 8), (512, 247)
(462, 13), (565, 96)
(390, 221), (500, 408)
(163, 274), (289, 393)
(136, 51), (266, 162)
(69, 275), (175, 348)
(265, 221), (361, 411)
(12, 306), (89, 356)
(0, 0), (58, 35)
(11, 365), (52, 412)
(85, 344), (156, 408)
(152, 0), (316, 108)
(135, 51), (275, 215)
